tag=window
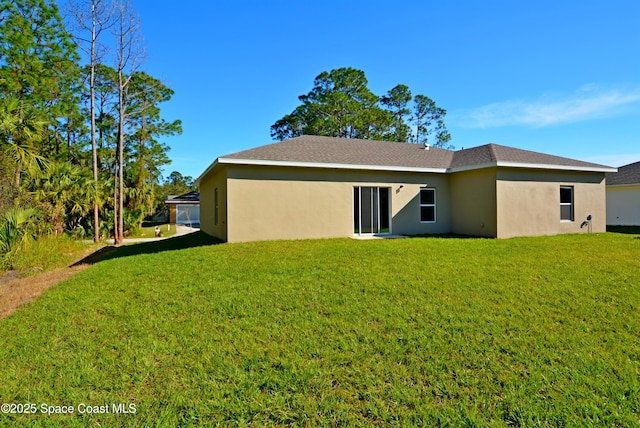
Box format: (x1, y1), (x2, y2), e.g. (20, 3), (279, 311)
(214, 188), (219, 225)
(420, 188), (436, 223)
(560, 186), (573, 221)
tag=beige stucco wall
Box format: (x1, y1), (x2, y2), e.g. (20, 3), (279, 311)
(496, 169), (607, 238)
(223, 165), (451, 243)
(198, 166), (228, 241)
(198, 161), (609, 242)
(607, 185), (640, 226)
(450, 168), (497, 237)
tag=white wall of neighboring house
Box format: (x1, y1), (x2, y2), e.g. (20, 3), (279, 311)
(607, 185), (640, 225)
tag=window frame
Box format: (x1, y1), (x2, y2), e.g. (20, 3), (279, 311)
(560, 185), (574, 222)
(419, 188), (436, 223)
(214, 188), (219, 225)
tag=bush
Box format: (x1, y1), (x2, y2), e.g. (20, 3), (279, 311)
(0, 208), (39, 270)
(7, 234), (98, 274)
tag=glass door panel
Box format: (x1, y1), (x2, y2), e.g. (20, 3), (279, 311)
(354, 187), (390, 235)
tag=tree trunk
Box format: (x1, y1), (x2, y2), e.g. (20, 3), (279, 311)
(116, 73), (125, 245)
(90, 14), (100, 243)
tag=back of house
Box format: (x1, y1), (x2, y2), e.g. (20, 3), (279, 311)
(196, 136), (615, 243)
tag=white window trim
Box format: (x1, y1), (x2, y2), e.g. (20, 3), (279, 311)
(560, 185), (574, 222)
(419, 188), (436, 223)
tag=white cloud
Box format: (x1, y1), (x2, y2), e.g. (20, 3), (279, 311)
(581, 153), (640, 168)
(458, 85), (640, 128)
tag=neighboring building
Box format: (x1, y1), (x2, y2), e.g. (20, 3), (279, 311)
(196, 136), (616, 243)
(165, 191), (200, 226)
(606, 161), (640, 226)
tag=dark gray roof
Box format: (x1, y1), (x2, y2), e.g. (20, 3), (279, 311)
(607, 161), (640, 185)
(223, 135), (454, 170)
(166, 191), (200, 203)
(450, 143), (611, 170)
(216, 136), (613, 173)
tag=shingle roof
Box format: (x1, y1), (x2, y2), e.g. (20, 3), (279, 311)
(607, 161), (640, 185)
(199, 135), (615, 181)
(223, 135), (454, 170)
(450, 143), (611, 170)
(165, 191), (200, 203)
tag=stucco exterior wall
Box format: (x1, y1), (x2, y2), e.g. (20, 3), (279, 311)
(496, 169), (607, 238)
(607, 185), (640, 226)
(450, 168), (497, 237)
(223, 165), (451, 243)
(198, 161), (610, 242)
(198, 166), (228, 241)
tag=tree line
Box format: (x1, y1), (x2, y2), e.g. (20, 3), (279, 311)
(271, 67), (452, 148)
(0, 0), (187, 266)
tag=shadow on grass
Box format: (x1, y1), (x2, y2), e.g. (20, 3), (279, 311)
(404, 233), (483, 239)
(71, 232), (221, 267)
(141, 220), (167, 228)
(607, 226), (640, 235)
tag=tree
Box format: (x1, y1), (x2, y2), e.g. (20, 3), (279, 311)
(125, 71), (181, 194)
(0, 0), (81, 154)
(271, 67), (452, 147)
(0, 97), (47, 206)
(381, 84), (412, 143)
(0, 0), (80, 200)
(154, 171), (194, 217)
(0, 207), (39, 269)
(112, 0), (144, 245)
(411, 94), (452, 149)
(91, 64), (118, 173)
(271, 67), (391, 140)
(67, 0), (114, 242)
(29, 161), (95, 235)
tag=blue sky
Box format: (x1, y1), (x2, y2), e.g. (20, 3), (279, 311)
(128, 0), (639, 180)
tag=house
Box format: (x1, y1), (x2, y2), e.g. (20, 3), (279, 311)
(606, 161), (640, 226)
(196, 135), (616, 243)
(165, 191), (200, 227)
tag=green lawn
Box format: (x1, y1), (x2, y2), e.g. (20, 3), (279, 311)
(126, 221), (177, 239)
(1, 232), (639, 426)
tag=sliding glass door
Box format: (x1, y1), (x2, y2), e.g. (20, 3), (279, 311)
(353, 187), (390, 235)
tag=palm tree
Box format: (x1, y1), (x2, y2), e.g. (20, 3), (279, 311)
(30, 162), (97, 236)
(0, 207), (39, 269)
(0, 97), (48, 202)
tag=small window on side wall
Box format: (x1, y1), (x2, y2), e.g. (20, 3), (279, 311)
(560, 186), (573, 221)
(214, 188), (219, 225)
(420, 188), (436, 223)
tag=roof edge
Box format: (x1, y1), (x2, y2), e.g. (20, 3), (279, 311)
(606, 182), (640, 188)
(216, 157), (449, 173)
(449, 161), (617, 174)
(196, 155), (616, 183)
(195, 159), (220, 185)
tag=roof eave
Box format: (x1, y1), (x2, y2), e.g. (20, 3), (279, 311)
(448, 161), (617, 174)
(195, 158), (220, 186)
(606, 182), (640, 187)
(215, 157), (448, 173)
(195, 157), (616, 185)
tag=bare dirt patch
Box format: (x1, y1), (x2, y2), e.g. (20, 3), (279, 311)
(0, 265), (89, 320)
(0, 246), (117, 320)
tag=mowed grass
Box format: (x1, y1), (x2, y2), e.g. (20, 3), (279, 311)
(1, 232), (639, 426)
(127, 221), (177, 239)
